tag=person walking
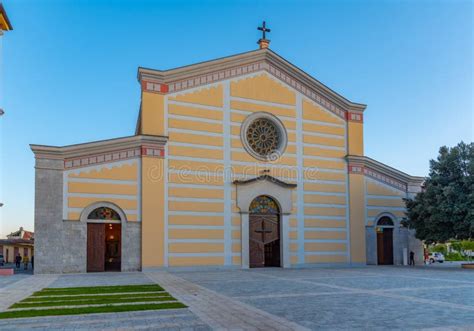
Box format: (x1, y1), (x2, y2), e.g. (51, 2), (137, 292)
(409, 251), (415, 266)
(31, 255), (34, 270)
(15, 254), (22, 269)
(23, 255), (29, 270)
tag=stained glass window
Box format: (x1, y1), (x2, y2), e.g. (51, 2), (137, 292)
(249, 196), (279, 214)
(377, 216), (394, 226)
(88, 207), (120, 221)
(246, 118), (280, 157)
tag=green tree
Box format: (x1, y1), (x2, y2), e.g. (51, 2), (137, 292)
(405, 142), (474, 243)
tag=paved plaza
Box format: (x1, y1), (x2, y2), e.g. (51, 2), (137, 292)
(0, 266), (472, 330)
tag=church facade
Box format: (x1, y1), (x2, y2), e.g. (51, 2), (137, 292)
(31, 41), (424, 274)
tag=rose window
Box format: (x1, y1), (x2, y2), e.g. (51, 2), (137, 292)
(246, 118), (280, 157)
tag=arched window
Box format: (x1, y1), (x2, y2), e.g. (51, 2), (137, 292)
(249, 195), (279, 214)
(87, 207), (121, 221)
(377, 216), (394, 227)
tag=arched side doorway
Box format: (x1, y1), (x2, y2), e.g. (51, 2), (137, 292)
(376, 216), (394, 265)
(249, 196), (281, 268)
(85, 205), (123, 272)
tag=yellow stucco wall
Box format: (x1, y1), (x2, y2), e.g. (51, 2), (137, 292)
(161, 72), (354, 266)
(348, 173), (366, 263)
(65, 161), (139, 222)
(141, 157), (165, 267)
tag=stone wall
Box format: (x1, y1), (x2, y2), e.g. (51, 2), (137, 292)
(34, 158), (141, 273)
(34, 159), (64, 274)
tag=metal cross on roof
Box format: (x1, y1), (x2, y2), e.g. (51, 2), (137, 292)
(258, 21), (271, 40)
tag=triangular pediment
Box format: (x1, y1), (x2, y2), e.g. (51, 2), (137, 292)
(138, 48), (366, 119)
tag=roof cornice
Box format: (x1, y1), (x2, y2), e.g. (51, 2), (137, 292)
(233, 174), (297, 188)
(346, 155), (424, 186)
(31, 134), (168, 161)
(137, 48), (366, 116)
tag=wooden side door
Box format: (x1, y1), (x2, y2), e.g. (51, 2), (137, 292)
(87, 223), (105, 272)
(377, 231), (384, 265)
(249, 215), (280, 268)
(384, 228), (394, 265)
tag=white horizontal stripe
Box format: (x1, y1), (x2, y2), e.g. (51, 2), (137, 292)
(230, 147), (297, 158)
(67, 193), (137, 200)
(168, 183), (224, 190)
(230, 160), (296, 167)
(168, 169), (224, 177)
(290, 239), (347, 244)
(67, 178), (137, 185)
(169, 239), (225, 243)
(229, 122), (296, 134)
(302, 143), (345, 151)
(168, 211), (224, 217)
(304, 203), (346, 208)
(169, 141), (223, 150)
(366, 195), (405, 200)
(169, 197), (224, 203)
(366, 206), (406, 211)
(303, 179), (346, 185)
(304, 215), (346, 220)
(304, 251), (348, 256)
(67, 208), (137, 214)
(304, 228), (346, 232)
(303, 155), (345, 162)
(303, 131), (345, 139)
(230, 108), (296, 122)
(305, 167), (346, 174)
(302, 118), (345, 128)
(168, 99), (223, 111)
(230, 96), (295, 109)
(304, 191), (346, 197)
(168, 128), (223, 137)
(168, 114), (222, 124)
(169, 225), (224, 230)
(169, 253), (224, 257)
(168, 155), (223, 164)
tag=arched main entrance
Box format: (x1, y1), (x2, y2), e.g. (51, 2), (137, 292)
(376, 216), (394, 265)
(86, 206), (122, 272)
(249, 195), (281, 268)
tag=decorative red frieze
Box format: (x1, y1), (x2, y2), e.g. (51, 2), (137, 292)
(65, 146), (164, 169)
(143, 60), (351, 120)
(142, 81), (169, 94)
(348, 163), (407, 191)
(346, 112), (363, 123)
(348, 164), (364, 174)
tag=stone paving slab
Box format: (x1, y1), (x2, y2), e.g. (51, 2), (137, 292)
(0, 274), (31, 289)
(0, 309), (211, 330)
(146, 271), (310, 331)
(0, 274), (58, 312)
(48, 271), (153, 288)
(172, 266), (474, 330)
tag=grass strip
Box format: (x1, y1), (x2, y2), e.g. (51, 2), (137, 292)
(0, 302), (187, 319)
(33, 285), (164, 296)
(12, 296), (176, 309)
(22, 292), (171, 303)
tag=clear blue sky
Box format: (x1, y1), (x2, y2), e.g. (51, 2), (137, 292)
(0, 0), (472, 237)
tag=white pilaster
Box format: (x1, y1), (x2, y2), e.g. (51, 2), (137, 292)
(296, 93), (305, 264)
(223, 80), (232, 265)
(282, 214), (291, 268)
(241, 212), (250, 268)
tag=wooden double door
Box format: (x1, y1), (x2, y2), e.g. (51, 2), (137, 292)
(87, 223), (121, 272)
(249, 214), (281, 268)
(377, 227), (394, 265)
